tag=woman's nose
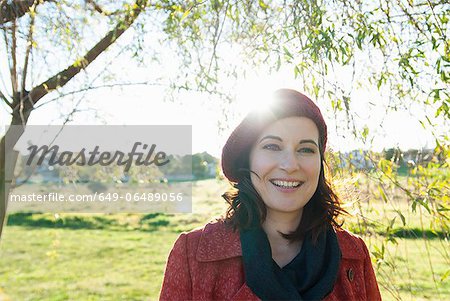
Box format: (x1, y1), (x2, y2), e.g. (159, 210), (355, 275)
(279, 150), (300, 173)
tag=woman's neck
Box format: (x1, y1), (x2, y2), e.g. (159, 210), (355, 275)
(262, 210), (303, 267)
(262, 210), (302, 244)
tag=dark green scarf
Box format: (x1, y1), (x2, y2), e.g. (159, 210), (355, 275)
(240, 225), (341, 301)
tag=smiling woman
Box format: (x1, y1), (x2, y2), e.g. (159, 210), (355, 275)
(159, 89), (382, 301)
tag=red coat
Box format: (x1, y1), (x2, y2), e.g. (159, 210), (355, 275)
(160, 221), (381, 300)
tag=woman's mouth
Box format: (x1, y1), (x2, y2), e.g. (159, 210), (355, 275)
(270, 180), (304, 189)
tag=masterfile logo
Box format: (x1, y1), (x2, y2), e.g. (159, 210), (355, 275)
(4, 125), (192, 213)
(26, 142), (170, 172)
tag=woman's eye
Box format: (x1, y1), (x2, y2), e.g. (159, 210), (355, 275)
(262, 144), (281, 151)
(298, 147), (315, 154)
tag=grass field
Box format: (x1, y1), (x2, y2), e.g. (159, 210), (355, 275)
(0, 179), (449, 300)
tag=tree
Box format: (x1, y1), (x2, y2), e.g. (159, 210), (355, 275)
(1, 1), (449, 297)
(192, 152), (217, 179)
(0, 0), (155, 237)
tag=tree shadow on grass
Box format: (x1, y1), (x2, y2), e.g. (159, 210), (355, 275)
(347, 223), (447, 240)
(9, 213), (445, 238)
(6, 212), (172, 232)
(390, 228), (447, 240)
(6, 212), (109, 230)
(139, 213), (170, 231)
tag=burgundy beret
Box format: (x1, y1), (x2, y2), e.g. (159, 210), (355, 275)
(221, 89), (327, 182)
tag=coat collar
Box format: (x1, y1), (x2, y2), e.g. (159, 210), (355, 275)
(196, 221), (365, 262)
(335, 228), (366, 260)
(196, 221), (242, 262)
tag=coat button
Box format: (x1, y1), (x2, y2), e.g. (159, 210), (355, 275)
(347, 269), (354, 281)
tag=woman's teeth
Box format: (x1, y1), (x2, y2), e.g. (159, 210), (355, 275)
(271, 180), (302, 188)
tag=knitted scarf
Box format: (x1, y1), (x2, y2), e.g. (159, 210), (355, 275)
(240, 225), (341, 301)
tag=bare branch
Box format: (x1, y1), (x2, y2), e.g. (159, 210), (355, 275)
(1, 24), (12, 87)
(426, 0), (447, 42)
(21, 2), (36, 96)
(207, 1), (228, 76)
(10, 18), (18, 96)
(33, 81), (166, 110)
(197, 0), (229, 90)
(396, 0), (427, 37)
(85, 0), (116, 16)
(0, 90), (13, 108)
(26, 0), (148, 106)
(0, 0), (51, 24)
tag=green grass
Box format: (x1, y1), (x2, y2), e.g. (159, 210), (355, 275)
(0, 178), (449, 300)
(364, 236), (450, 301)
(0, 226), (177, 300)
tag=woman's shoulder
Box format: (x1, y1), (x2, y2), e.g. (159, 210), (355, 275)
(179, 218), (234, 240)
(335, 228), (370, 260)
(173, 219), (242, 262)
(335, 227), (364, 241)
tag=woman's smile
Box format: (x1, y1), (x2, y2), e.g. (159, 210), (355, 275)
(270, 179), (304, 189)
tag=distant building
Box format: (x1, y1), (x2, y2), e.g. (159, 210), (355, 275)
(338, 150), (374, 171)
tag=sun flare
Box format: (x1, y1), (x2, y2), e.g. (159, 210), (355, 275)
(234, 73), (301, 117)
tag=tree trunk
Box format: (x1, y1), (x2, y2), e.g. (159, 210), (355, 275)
(0, 124), (25, 238)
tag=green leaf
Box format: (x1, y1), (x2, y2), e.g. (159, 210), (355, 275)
(283, 46), (293, 60)
(378, 186), (388, 203)
(180, 8), (191, 23)
(294, 65), (300, 78)
(258, 0), (268, 10)
(377, 74), (384, 89)
(388, 217), (396, 229)
(396, 210), (406, 226)
(414, 197), (432, 214)
(362, 126), (369, 140)
(441, 270), (450, 282)
(276, 55), (281, 71)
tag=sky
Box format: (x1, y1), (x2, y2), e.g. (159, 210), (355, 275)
(1, 68), (439, 158)
(0, 10), (444, 158)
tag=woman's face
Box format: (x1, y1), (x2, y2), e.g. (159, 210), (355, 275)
(249, 116), (321, 217)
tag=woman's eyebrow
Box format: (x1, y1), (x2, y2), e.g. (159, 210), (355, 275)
(259, 135), (282, 143)
(299, 139), (319, 147)
(258, 136), (318, 147)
